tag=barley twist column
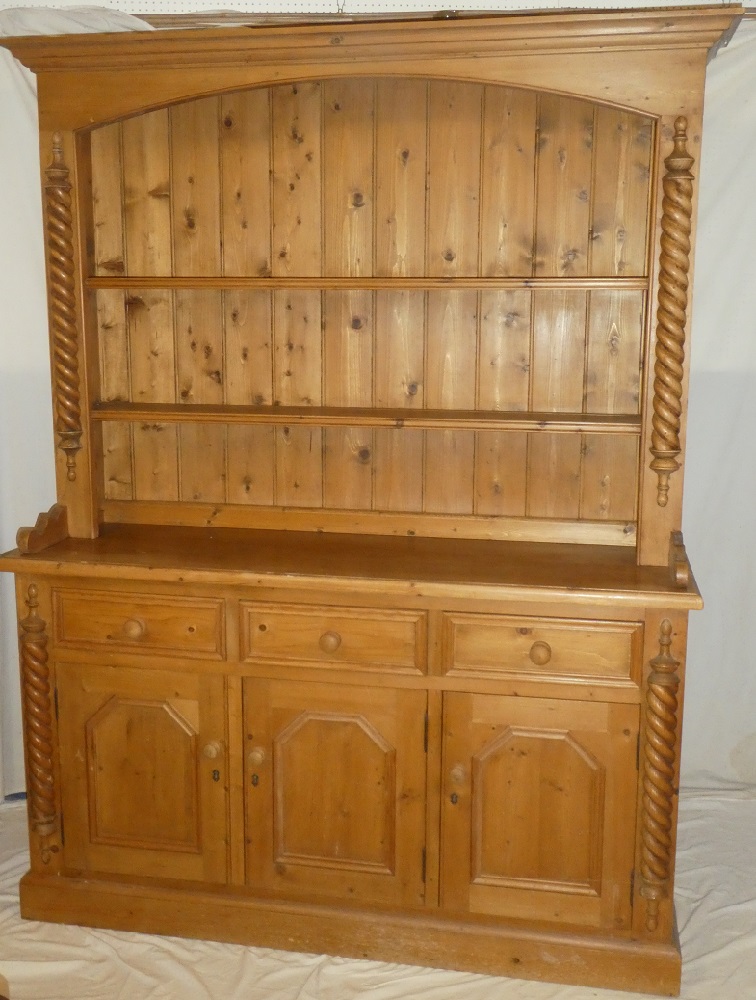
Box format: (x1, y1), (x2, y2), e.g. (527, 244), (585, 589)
(45, 132), (82, 482)
(19, 584), (59, 864)
(650, 117), (694, 507)
(640, 619), (680, 931)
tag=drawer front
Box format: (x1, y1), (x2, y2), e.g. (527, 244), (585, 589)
(54, 589), (225, 659)
(241, 602), (426, 673)
(443, 613), (640, 681)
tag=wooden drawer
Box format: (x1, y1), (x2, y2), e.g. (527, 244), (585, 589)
(54, 589), (225, 659)
(443, 613), (640, 681)
(241, 602), (426, 673)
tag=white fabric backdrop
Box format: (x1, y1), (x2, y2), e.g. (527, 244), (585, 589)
(0, 3), (755, 797)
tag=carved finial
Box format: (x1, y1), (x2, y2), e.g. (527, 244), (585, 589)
(26, 584), (39, 610)
(650, 117), (694, 506)
(668, 117), (694, 173)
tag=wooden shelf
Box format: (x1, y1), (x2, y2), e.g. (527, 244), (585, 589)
(86, 275), (649, 291)
(91, 403), (643, 435)
(0, 523), (701, 609)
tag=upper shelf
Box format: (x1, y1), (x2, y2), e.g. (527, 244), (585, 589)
(90, 403), (643, 435)
(87, 276), (650, 290)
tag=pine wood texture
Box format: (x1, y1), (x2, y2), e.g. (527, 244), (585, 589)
(83, 82), (651, 539)
(0, 8), (739, 995)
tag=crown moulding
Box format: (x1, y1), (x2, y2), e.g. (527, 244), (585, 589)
(1, 6), (743, 74)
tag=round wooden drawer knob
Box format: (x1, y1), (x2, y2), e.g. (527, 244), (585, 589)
(202, 740), (223, 760)
(248, 747), (267, 768)
(529, 640), (552, 666)
(122, 618), (146, 641)
(449, 764), (466, 785)
(319, 630), (342, 653)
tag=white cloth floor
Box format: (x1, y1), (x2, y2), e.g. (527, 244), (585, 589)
(0, 792), (754, 1000)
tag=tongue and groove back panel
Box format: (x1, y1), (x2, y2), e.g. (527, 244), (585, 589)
(89, 80), (652, 540)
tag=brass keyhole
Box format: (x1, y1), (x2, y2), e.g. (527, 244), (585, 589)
(251, 774), (260, 787)
(212, 769), (220, 782)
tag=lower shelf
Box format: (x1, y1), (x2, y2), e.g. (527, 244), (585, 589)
(19, 871), (682, 996)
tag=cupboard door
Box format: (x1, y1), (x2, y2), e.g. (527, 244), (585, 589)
(441, 693), (638, 929)
(244, 678), (427, 908)
(57, 663), (228, 882)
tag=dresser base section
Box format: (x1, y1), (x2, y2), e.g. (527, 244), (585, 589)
(19, 872), (682, 996)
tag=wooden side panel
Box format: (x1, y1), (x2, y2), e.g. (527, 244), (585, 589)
(535, 96), (594, 278)
(427, 82), (482, 277)
(480, 87), (537, 277)
(243, 678), (426, 908)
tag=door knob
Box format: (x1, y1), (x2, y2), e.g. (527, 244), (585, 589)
(202, 740), (223, 760)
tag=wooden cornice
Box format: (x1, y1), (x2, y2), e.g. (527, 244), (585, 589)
(1, 6), (742, 73)
(0, 5), (741, 131)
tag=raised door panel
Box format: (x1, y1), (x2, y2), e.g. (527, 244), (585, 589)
(243, 678), (426, 908)
(441, 693), (638, 930)
(57, 663), (228, 882)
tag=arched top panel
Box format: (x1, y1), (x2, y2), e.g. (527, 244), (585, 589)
(89, 79), (654, 282)
(5, 7), (740, 130)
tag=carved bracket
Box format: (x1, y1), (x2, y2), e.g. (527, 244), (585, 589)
(45, 132), (82, 483)
(16, 504), (69, 555)
(19, 584), (60, 865)
(650, 117), (694, 507)
(640, 619), (681, 931)
(668, 530), (691, 589)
